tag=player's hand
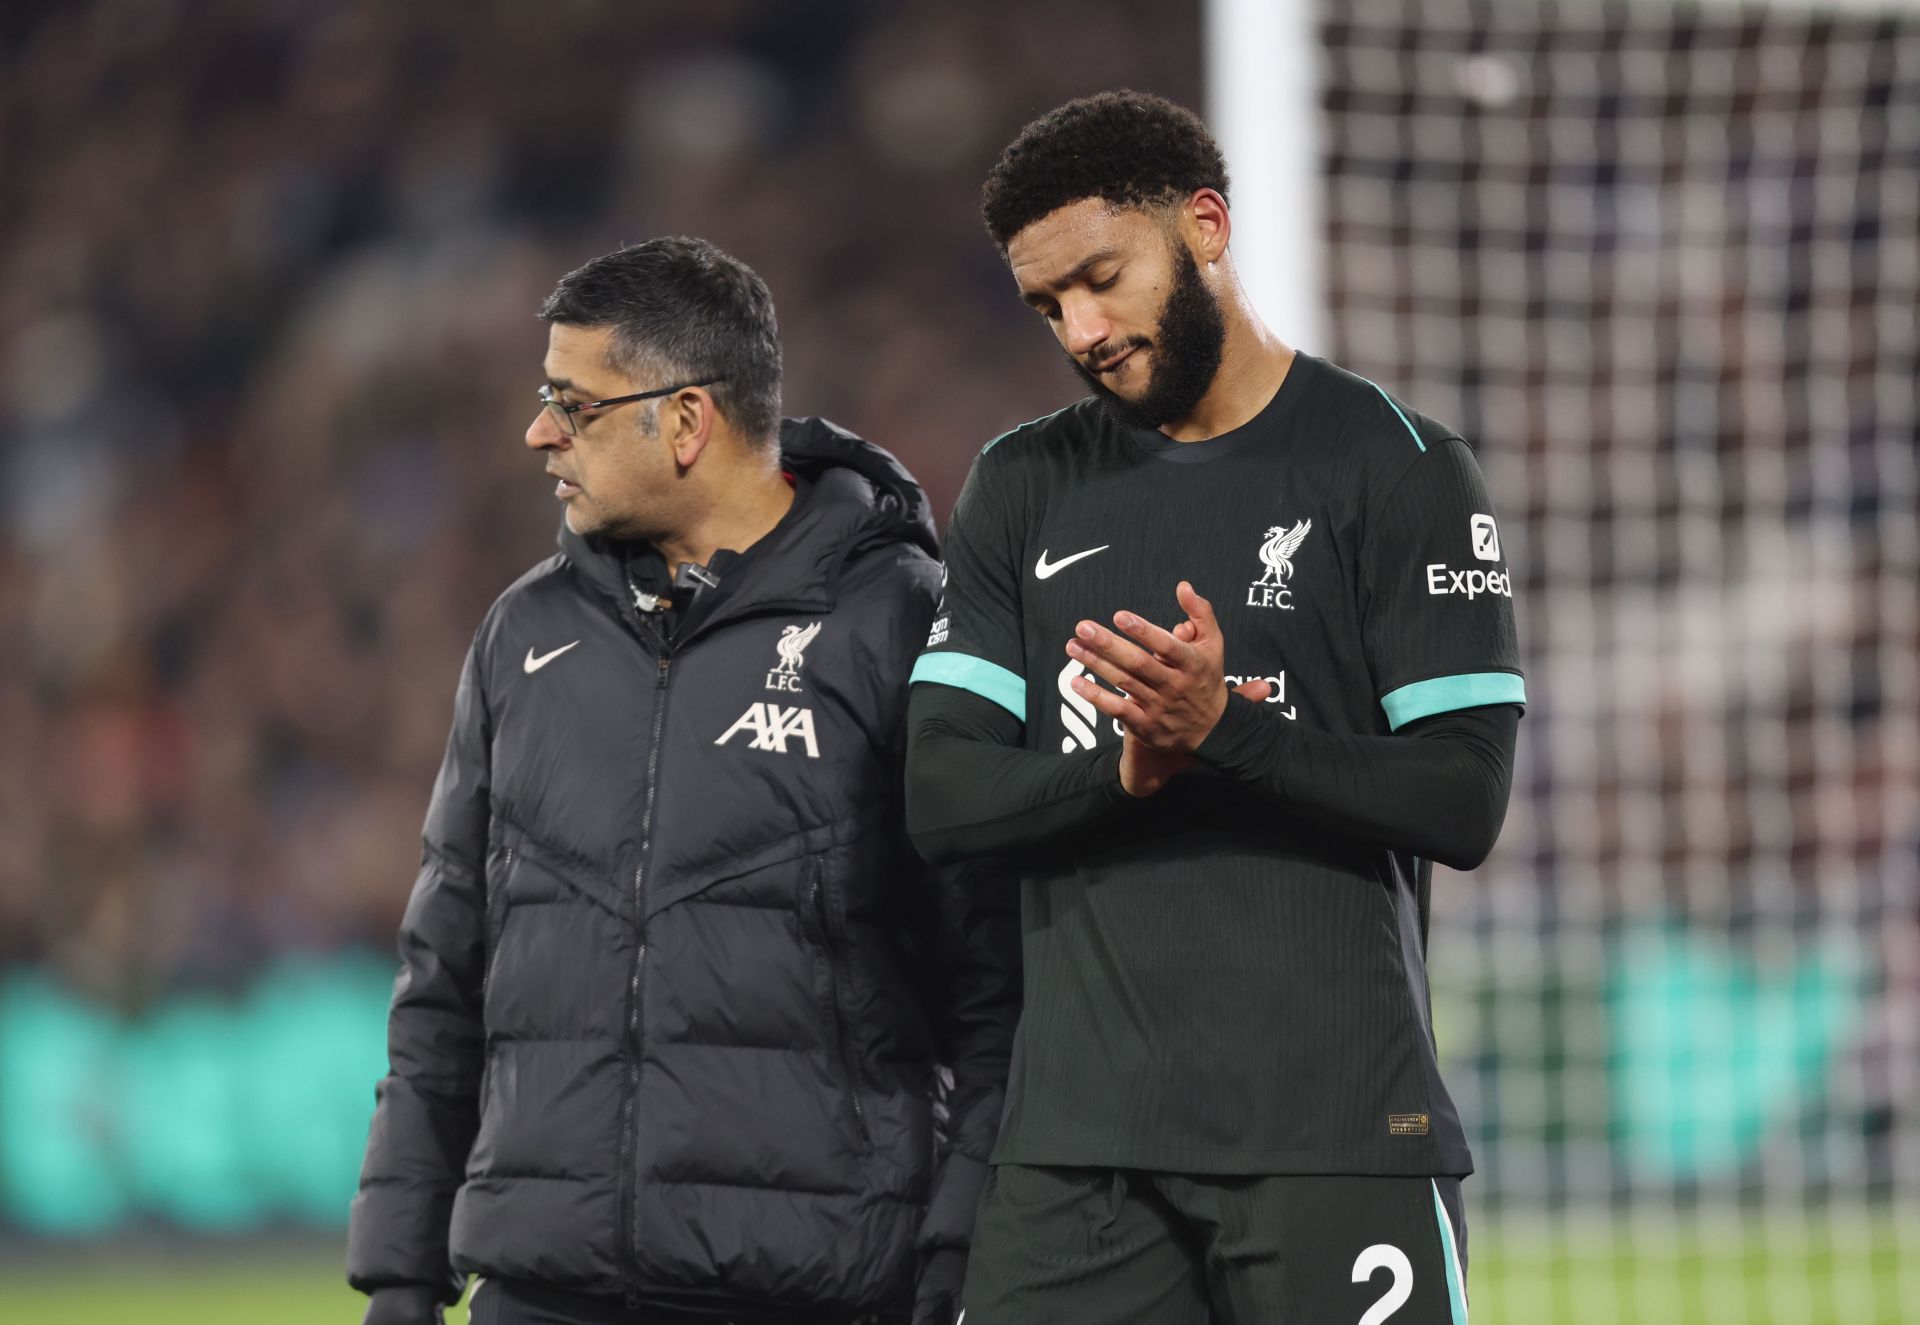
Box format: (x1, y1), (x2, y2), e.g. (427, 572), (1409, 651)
(1119, 730), (1189, 797)
(1067, 582), (1271, 755)
(1119, 672), (1274, 796)
(912, 1246), (968, 1325)
(1115, 613), (1195, 797)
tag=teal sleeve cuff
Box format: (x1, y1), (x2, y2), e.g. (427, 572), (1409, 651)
(910, 652), (1027, 721)
(1380, 671), (1527, 731)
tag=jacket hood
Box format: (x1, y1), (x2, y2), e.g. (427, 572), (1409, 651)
(777, 415), (938, 561)
(557, 415), (937, 618)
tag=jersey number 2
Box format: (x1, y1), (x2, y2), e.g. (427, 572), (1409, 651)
(1352, 1244), (1414, 1325)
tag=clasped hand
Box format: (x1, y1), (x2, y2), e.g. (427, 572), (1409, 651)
(1063, 581), (1271, 797)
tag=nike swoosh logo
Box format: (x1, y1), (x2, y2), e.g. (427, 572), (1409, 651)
(1034, 545), (1110, 579)
(523, 641), (580, 674)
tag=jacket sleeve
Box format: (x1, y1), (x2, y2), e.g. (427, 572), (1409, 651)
(347, 633), (493, 1304)
(917, 855), (1019, 1257)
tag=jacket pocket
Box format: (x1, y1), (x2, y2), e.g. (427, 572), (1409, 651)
(800, 856), (873, 1152)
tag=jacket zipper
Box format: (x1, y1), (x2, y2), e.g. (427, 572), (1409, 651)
(619, 647), (671, 1310)
(810, 866), (872, 1150)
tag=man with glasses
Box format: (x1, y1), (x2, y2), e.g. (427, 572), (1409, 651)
(348, 237), (1016, 1325)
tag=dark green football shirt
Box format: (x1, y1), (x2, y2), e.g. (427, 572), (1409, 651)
(910, 355), (1524, 1176)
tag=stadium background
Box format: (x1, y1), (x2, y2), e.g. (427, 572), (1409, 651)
(0, 1), (1913, 1321)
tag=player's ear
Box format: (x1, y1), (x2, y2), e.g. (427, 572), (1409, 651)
(1186, 188), (1231, 265)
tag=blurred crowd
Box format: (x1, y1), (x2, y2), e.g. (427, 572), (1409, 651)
(3, 0), (1914, 1042)
(0, 0), (1202, 1000)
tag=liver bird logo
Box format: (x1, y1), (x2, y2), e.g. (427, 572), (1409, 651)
(773, 621), (823, 676)
(1255, 520), (1312, 586)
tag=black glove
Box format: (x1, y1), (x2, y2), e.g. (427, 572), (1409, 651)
(361, 1284), (444, 1325)
(912, 1246), (968, 1325)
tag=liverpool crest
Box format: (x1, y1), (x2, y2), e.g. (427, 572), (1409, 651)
(766, 621), (822, 693)
(1248, 519), (1311, 609)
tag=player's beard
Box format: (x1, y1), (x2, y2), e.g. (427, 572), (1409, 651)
(1070, 245), (1226, 431)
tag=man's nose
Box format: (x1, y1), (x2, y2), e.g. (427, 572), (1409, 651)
(526, 409), (567, 451)
(1060, 296), (1112, 357)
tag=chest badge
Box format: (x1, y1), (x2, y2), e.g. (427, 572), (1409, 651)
(716, 622), (825, 760)
(1249, 519), (1312, 610)
(767, 621), (822, 693)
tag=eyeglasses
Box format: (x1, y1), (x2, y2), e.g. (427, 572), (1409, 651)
(537, 378), (724, 436)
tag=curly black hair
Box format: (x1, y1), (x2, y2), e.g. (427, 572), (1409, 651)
(981, 90), (1230, 250)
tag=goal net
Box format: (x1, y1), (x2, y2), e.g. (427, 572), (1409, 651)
(1314, 3), (1919, 1320)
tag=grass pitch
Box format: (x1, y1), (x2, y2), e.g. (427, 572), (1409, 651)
(3, 1215), (1915, 1325)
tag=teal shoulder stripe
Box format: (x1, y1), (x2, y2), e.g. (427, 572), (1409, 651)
(1361, 377), (1427, 453)
(1381, 672), (1526, 731)
(910, 653), (1026, 720)
(1431, 1180), (1470, 1324)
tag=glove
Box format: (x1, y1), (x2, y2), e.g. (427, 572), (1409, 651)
(912, 1247), (968, 1325)
(362, 1284), (445, 1325)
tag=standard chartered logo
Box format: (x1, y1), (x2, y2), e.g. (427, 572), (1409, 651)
(1225, 671), (1297, 720)
(1058, 660), (1297, 749)
(1057, 659), (1112, 752)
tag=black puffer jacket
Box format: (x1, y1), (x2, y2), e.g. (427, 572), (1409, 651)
(348, 419), (1017, 1318)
